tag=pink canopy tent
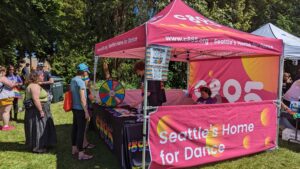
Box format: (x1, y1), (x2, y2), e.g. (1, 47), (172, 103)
(94, 0), (284, 168)
(94, 0), (282, 60)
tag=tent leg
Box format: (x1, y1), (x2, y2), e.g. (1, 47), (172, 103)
(142, 79), (148, 169)
(276, 57), (285, 148)
(93, 56), (99, 85)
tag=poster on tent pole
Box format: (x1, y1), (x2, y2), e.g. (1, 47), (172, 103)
(148, 101), (277, 169)
(145, 45), (171, 81)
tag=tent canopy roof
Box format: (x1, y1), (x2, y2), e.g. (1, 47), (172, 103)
(252, 23), (300, 59)
(95, 0), (282, 61)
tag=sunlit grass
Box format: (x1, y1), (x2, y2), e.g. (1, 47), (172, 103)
(0, 101), (299, 169)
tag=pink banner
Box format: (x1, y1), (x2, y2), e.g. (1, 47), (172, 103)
(149, 101), (277, 169)
(94, 0), (282, 61)
(188, 56), (279, 103)
(94, 25), (146, 56)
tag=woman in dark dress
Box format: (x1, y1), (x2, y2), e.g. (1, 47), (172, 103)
(24, 71), (57, 153)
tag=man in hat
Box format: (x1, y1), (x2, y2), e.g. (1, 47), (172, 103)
(21, 63), (30, 81)
(37, 62), (54, 102)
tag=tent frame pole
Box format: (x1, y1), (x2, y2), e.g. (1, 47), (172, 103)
(142, 73), (148, 169)
(276, 54), (285, 148)
(186, 62), (190, 90)
(93, 56), (99, 86)
(142, 23), (148, 169)
(93, 56), (99, 103)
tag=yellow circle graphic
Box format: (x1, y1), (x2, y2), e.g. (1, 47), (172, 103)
(156, 115), (171, 136)
(261, 108), (270, 126)
(208, 70), (214, 77)
(206, 125), (223, 157)
(243, 135), (250, 149)
(241, 56), (279, 93)
(265, 137), (271, 147)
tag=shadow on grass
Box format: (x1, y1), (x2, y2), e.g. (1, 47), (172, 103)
(279, 139), (300, 153)
(0, 141), (28, 152)
(15, 119), (25, 124)
(55, 124), (119, 169)
(0, 124), (119, 169)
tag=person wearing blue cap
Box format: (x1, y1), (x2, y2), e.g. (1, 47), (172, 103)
(70, 63), (93, 160)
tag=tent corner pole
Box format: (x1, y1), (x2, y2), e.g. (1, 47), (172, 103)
(93, 55), (99, 85)
(276, 55), (285, 149)
(186, 62), (190, 90)
(142, 23), (148, 169)
(142, 75), (148, 169)
(93, 56), (99, 98)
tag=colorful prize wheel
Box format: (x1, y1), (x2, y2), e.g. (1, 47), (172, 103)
(99, 80), (125, 107)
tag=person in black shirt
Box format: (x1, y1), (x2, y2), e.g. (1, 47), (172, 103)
(37, 63), (54, 102)
(132, 61), (166, 108)
(21, 63), (30, 81)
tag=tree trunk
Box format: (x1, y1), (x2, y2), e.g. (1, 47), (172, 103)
(30, 55), (32, 72)
(103, 61), (110, 79)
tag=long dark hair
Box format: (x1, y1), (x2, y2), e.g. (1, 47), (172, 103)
(6, 65), (17, 76)
(200, 87), (212, 97)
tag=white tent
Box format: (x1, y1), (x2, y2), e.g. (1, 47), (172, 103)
(252, 23), (300, 59)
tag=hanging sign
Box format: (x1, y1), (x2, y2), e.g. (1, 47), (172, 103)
(145, 45), (171, 81)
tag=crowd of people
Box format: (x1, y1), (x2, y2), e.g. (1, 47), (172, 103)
(0, 62), (57, 152)
(1, 60), (298, 160)
(0, 62), (96, 158)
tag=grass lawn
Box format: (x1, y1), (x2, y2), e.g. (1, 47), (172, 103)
(0, 102), (299, 169)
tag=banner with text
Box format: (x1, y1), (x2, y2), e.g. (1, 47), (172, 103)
(149, 101), (276, 169)
(188, 56), (279, 103)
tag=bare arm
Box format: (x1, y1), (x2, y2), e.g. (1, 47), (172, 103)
(79, 89), (89, 119)
(40, 77), (54, 85)
(281, 102), (296, 115)
(1, 77), (16, 88)
(31, 85), (45, 117)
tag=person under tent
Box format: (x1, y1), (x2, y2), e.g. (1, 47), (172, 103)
(196, 87), (217, 104)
